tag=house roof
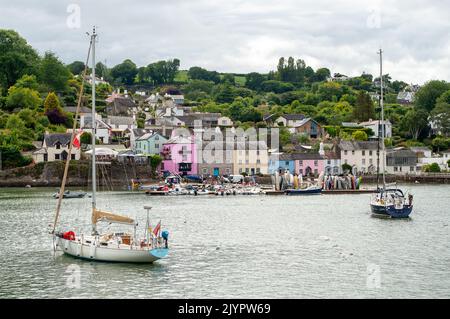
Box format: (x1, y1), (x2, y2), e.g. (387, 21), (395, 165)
(82, 118), (111, 129)
(44, 133), (73, 147)
(359, 119), (391, 126)
(278, 114), (305, 121)
(289, 152), (325, 160)
(108, 97), (136, 115)
(64, 106), (92, 114)
(339, 140), (379, 151)
(292, 117), (319, 128)
(386, 149), (417, 158)
(136, 132), (166, 141)
(107, 116), (135, 126)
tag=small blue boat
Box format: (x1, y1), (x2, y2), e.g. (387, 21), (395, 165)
(286, 186), (322, 195)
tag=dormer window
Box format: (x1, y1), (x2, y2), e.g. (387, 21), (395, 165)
(55, 142), (61, 149)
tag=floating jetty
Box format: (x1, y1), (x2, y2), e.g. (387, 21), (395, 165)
(145, 190), (168, 196)
(322, 189), (376, 194)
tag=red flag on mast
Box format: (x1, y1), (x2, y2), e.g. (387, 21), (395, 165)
(72, 131), (82, 149)
(153, 220), (161, 237)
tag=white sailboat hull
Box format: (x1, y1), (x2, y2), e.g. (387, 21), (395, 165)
(55, 237), (164, 263)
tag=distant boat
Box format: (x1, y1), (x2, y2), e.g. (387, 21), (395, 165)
(286, 185), (322, 195)
(53, 190), (87, 199)
(370, 49), (413, 219)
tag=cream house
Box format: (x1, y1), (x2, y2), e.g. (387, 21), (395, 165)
(339, 140), (384, 174)
(32, 133), (81, 163)
(233, 141), (269, 175)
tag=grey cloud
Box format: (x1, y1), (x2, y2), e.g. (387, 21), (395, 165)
(0, 0), (449, 84)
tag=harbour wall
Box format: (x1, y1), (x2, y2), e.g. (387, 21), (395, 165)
(0, 161), (157, 187)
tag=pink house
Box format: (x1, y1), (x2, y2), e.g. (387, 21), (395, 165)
(161, 135), (198, 176)
(292, 153), (326, 177)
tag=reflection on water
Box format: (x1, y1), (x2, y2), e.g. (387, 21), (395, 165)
(0, 185), (449, 298)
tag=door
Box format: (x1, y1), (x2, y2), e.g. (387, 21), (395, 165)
(213, 167), (219, 176)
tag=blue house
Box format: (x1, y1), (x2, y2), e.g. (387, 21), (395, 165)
(135, 132), (168, 156)
(268, 153), (295, 174)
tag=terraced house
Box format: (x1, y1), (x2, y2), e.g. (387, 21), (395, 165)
(233, 141), (269, 175)
(135, 132), (167, 156)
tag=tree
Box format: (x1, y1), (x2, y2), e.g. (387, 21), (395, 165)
(44, 92), (67, 125)
(15, 74), (39, 90)
(187, 66), (220, 83)
(353, 91), (375, 121)
(400, 108), (429, 140)
(430, 90), (450, 136)
(0, 29), (40, 90)
(423, 163), (441, 173)
(314, 68), (331, 82)
(149, 154), (163, 173)
(213, 84), (235, 103)
(414, 80), (450, 113)
(67, 61), (86, 75)
(431, 136), (450, 152)
(352, 130), (368, 141)
(145, 59), (180, 85)
(5, 86), (41, 111)
(261, 80), (294, 93)
(39, 52), (71, 92)
(245, 72), (265, 91)
(110, 59), (138, 85)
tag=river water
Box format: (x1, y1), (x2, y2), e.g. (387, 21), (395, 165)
(0, 185), (449, 298)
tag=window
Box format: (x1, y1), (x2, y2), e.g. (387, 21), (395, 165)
(55, 154), (60, 160)
(71, 154), (75, 160)
(362, 159), (366, 165)
(245, 168), (249, 173)
(362, 150), (365, 156)
(55, 142), (61, 150)
(226, 168), (231, 174)
(239, 168), (243, 173)
(369, 151), (373, 156)
(256, 168), (261, 174)
(314, 160), (318, 166)
(344, 150), (348, 155)
(285, 161), (289, 165)
(155, 135), (159, 140)
(314, 169), (318, 175)
(369, 159), (373, 165)
(327, 160), (331, 165)
(299, 160), (303, 166)
(394, 167), (398, 172)
(257, 159), (261, 164)
(410, 166), (414, 172)
(245, 160), (249, 164)
(155, 144), (159, 148)
(182, 155), (187, 161)
(344, 159), (348, 164)
(352, 150), (355, 155)
(299, 169), (303, 175)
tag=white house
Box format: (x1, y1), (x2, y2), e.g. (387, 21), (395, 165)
(274, 114), (305, 127)
(32, 133), (81, 163)
(217, 116), (233, 127)
(359, 119), (392, 138)
(385, 148), (420, 175)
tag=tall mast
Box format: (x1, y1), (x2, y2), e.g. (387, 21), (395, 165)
(91, 27), (97, 233)
(378, 48), (386, 189)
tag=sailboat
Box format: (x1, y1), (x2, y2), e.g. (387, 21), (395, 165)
(370, 49), (413, 218)
(50, 28), (169, 262)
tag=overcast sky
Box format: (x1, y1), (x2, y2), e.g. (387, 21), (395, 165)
(1, 0), (449, 84)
